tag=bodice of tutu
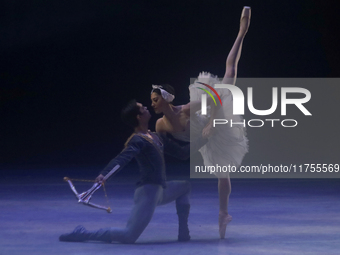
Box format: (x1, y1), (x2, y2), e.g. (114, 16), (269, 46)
(171, 107), (208, 143)
(171, 126), (191, 142)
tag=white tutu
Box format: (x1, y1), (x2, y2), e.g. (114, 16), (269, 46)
(187, 72), (249, 178)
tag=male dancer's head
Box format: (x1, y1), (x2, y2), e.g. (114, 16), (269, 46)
(121, 99), (151, 133)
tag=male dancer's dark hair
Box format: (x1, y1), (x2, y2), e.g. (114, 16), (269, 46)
(121, 99), (141, 128)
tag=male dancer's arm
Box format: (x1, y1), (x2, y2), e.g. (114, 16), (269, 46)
(160, 133), (207, 160)
(95, 135), (144, 182)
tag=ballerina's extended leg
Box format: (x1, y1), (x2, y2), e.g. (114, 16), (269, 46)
(222, 6), (251, 85)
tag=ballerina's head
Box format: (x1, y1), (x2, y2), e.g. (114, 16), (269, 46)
(150, 84), (175, 114)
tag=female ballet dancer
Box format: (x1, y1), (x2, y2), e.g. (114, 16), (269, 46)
(150, 7), (251, 239)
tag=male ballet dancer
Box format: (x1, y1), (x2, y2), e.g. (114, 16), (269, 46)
(59, 99), (207, 243)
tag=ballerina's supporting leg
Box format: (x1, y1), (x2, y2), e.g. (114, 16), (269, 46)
(218, 177), (232, 239)
(218, 6), (251, 239)
(222, 6), (251, 85)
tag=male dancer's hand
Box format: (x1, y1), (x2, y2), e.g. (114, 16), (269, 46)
(95, 174), (105, 183)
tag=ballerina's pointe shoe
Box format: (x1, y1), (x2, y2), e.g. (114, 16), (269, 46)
(219, 213), (232, 239)
(240, 6), (251, 35)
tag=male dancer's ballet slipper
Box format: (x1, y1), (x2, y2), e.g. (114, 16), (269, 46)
(218, 213), (232, 239)
(59, 225), (88, 242)
(240, 6), (251, 35)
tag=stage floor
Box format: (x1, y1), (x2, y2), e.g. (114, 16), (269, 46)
(1, 175), (339, 255)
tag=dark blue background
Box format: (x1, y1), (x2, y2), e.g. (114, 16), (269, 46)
(1, 0), (338, 177)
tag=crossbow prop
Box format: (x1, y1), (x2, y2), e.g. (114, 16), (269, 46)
(64, 165), (120, 213)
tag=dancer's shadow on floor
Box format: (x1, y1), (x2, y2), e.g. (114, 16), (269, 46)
(79, 238), (236, 246)
(126, 237), (241, 245)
